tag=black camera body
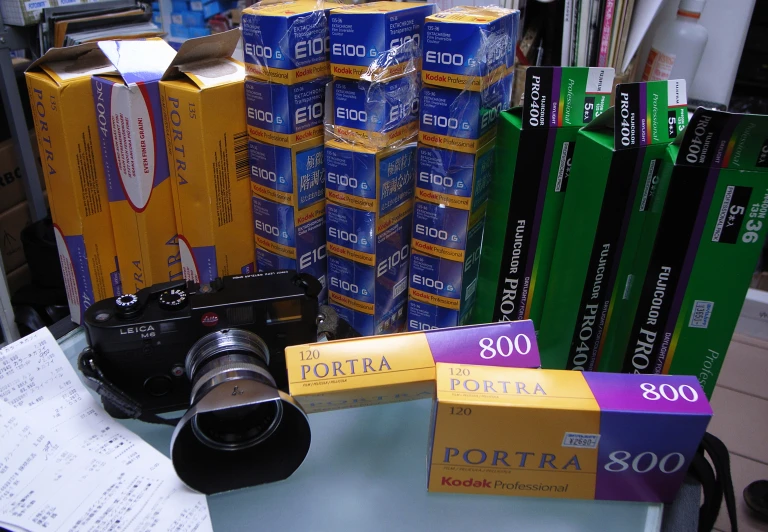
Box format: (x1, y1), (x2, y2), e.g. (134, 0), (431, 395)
(83, 270), (321, 415)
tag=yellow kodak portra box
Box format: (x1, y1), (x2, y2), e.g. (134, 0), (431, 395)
(428, 365), (712, 503)
(285, 320), (539, 413)
(26, 44), (121, 323)
(160, 30), (255, 284)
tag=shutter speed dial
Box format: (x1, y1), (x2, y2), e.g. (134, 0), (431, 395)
(159, 288), (188, 311)
(115, 293), (140, 318)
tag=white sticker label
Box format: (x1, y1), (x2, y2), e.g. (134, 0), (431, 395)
(586, 68), (614, 94)
(555, 141), (570, 193)
(562, 432), (601, 449)
(394, 277), (407, 298)
(689, 300), (714, 329)
(24, 0), (50, 11)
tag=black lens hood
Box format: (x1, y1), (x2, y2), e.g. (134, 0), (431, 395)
(170, 381), (310, 495)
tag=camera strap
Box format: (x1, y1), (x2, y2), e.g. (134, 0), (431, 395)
(78, 348), (180, 426)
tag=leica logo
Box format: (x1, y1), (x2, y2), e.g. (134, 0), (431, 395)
(201, 312), (219, 326)
(119, 325), (155, 335)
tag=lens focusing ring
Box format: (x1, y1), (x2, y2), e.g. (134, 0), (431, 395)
(189, 354), (276, 404)
(186, 329), (270, 379)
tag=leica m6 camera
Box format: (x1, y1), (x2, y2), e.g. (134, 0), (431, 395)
(79, 270), (323, 494)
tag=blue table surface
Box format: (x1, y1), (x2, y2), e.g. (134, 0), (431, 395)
(60, 328), (662, 532)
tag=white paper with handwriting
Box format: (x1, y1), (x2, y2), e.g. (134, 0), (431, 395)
(0, 328), (213, 532)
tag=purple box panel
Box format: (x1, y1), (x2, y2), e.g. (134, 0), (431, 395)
(594, 411), (710, 502)
(583, 373), (712, 415)
(425, 320), (540, 368)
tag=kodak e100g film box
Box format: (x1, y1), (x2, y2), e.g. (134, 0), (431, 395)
(329, 1), (436, 80)
(160, 31), (255, 285)
(415, 142), (494, 212)
(408, 205), (486, 331)
(25, 44), (121, 323)
(620, 109), (768, 398)
(91, 39), (181, 294)
(538, 80), (688, 372)
(325, 198), (413, 335)
(285, 320), (539, 413)
(327, 73), (420, 149)
(327, 234), (409, 337)
(241, 1), (332, 85)
(473, 67), (614, 327)
(250, 137), (326, 209)
(245, 76), (329, 147)
(422, 6), (519, 92)
(252, 195), (327, 302)
(428, 368), (711, 502)
(418, 74), (512, 154)
(324, 139), (415, 214)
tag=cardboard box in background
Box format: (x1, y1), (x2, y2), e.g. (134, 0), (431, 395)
(325, 140), (415, 215)
(6, 264), (31, 296)
(328, 1), (435, 80)
(0, 201), (33, 272)
(0, 131), (45, 213)
(245, 76), (328, 146)
(241, 1), (331, 85)
(538, 80), (688, 372)
(422, 6), (519, 91)
(285, 320), (539, 413)
(160, 31), (255, 285)
(418, 74), (512, 154)
(327, 74), (420, 149)
(473, 67), (614, 328)
(620, 109), (768, 398)
(428, 367), (711, 503)
(25, 44), (121, 323)
(0, 0), (56, 26)
(92, 39), (181, 294)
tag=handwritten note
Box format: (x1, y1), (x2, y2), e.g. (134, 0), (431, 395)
(0, 328), (213, 532)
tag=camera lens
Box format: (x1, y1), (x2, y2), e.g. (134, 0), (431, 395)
(186, 330), (284, 451)
(192, 400), (282, 449)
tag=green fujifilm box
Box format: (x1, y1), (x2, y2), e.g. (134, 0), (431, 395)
(621, 108), (768, 397)
(473, 67), (613, 328)
(538, 80), (688, 371)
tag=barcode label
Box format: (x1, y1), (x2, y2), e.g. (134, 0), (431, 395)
(235, 131), (249, 181)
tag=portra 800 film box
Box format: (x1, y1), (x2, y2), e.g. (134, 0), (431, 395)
(25, 44), (121, 323)
(160, 31), (255, 285)
(473, 67), (614, 327)
(285, 320), (539, 413)
(91, 39), (181, 294)
(428, 367), (711, 502)
(620, 109), (768, 397)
